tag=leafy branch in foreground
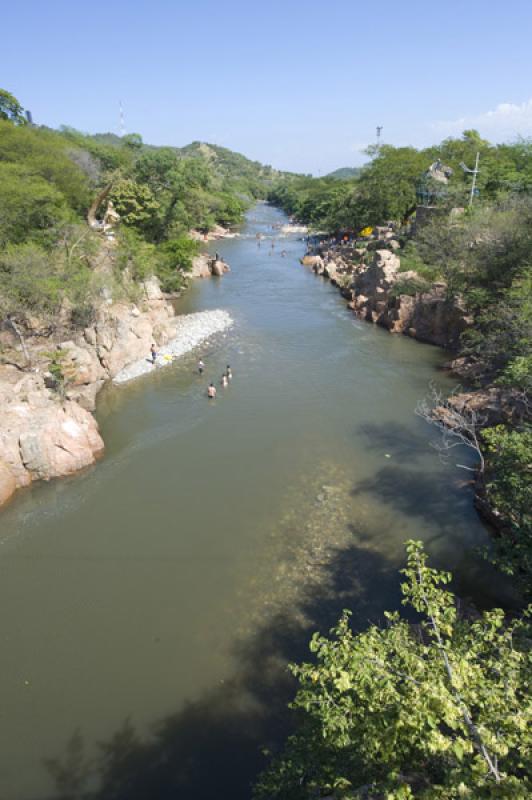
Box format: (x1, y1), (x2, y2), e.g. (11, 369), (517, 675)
(254, 541), (531, 799)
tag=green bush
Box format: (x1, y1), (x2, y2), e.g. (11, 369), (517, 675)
(389, 276), (431, 298)
(0, 163), (72, 247)
(255, 541), (532, 800)
(155, 237), (199, 293)
(482, 425), (532, 588)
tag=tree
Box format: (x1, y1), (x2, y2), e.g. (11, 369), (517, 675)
(0, 88), (26, 124)
(482, 425), (532, 589)
(122, 132), (143, 150)
(416, 385), (486, 474)
(108, 179), (160, 233)
(0, 163), (71, 247)
(255, 542), (531, 799)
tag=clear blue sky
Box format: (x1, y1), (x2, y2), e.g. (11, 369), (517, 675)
(3, 0), (532, 174)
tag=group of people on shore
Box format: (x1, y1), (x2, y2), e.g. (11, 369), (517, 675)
(198, 359), (232, 399)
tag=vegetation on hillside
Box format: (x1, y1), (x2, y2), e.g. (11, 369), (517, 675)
(0, 89), (280, 335)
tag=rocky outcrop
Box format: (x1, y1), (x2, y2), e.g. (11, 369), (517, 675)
(434, 387), (531, 429)
(0, 460), (16, 507)
(303, 238), (471, 350)
(0, 365), (104, 505)
(191, 254), (231, 278)
(0, 274), (205, 507)
(189, 225), (238, 242)
(374, 285), (471, 348)
(191, 254), (213, 278)
(210, 259), (231, 277)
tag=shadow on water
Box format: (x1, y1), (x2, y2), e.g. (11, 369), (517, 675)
(43, 541), (397, 800)
(356, 421), (434, 465)
(351, 464), (472, 536)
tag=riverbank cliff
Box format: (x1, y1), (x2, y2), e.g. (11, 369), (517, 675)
(0, 254), (232, 509)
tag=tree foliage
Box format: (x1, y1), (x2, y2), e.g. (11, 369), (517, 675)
(255, 542), (532, 800)
(482, 425), (532, 586)
(0, 88), (26, 124)
(270, 132), (532, 231)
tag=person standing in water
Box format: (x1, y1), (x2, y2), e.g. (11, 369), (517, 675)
(198, 359), (205, 375)
(226, 365), (232, 381)
(207, 383), (217, 399)
(221, 374), (228, 388)
(150, 344), (157, 364)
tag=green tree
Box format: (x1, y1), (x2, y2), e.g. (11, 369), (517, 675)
(482, 425), (532, 588)
(109, 179), (160, 233)
(0, 163), (72, 246)
(255, 542), (531, 799)
(0, 88), (26, 124)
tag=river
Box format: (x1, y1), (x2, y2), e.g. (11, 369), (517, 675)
(0, 204), (512, 799)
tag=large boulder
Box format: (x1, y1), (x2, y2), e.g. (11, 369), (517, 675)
(407, 288), (471, 349)
(142, 276), (164, 302)
(190, 254), (212, 278)
(94, 295), (176, 378)
(357, 249), (401, 298)
(0, 460), (16, 507)
(210, 259), (229, 277)
(18, 401), (104, 481)
(58, 341), (104, 386)
(0, 368), (104, 493)
(301, 255), (323, 268)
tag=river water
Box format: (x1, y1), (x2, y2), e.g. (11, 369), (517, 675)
(0, 205), (512, 799)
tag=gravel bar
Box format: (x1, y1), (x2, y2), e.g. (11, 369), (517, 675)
(113, 310), (234, 384)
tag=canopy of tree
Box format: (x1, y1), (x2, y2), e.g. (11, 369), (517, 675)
(255, 542), (532, 800)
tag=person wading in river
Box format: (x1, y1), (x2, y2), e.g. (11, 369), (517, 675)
(198, 359), (205, 375)
(207, 383), (217, 399)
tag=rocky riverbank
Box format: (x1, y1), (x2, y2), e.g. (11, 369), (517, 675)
(0, 276), (233, 509)
(303, 229), (470, 349)
(300, 229), (531, 534)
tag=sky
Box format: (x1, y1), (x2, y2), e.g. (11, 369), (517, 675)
(3, 0), (532, 174)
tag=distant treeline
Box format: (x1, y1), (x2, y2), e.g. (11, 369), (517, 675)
(269, 130), (532, 230)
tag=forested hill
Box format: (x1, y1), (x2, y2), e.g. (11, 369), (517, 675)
(326, 166), (362, 179)
(59, 130), (284, 197)
(0, 87), (288, 320)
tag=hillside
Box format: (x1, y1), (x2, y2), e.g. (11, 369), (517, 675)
(326, 166), (362, 179)
(0, 90), (288, 333)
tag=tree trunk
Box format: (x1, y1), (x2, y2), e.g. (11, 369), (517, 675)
(87, 184), (112, 230)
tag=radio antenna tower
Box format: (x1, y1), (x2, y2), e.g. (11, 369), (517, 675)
(376, 126), (383, 150)
(119, 101), (126, 137)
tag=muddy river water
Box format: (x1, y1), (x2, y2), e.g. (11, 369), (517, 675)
(0, 205), (511, 799)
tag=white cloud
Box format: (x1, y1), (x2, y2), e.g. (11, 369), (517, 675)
(431, 99), (532, 141)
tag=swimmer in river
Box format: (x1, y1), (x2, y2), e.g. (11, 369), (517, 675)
(207, 383), (217, 399)
(198, 359), (205, 375)
(226, 365), (232, 381)
(150, 343), (157, 364)
(221, 374), (228, 388)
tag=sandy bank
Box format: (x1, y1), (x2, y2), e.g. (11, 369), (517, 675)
(113, 310), (234, 384)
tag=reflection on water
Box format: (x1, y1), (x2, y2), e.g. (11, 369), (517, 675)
(0, 205), (514, 799)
